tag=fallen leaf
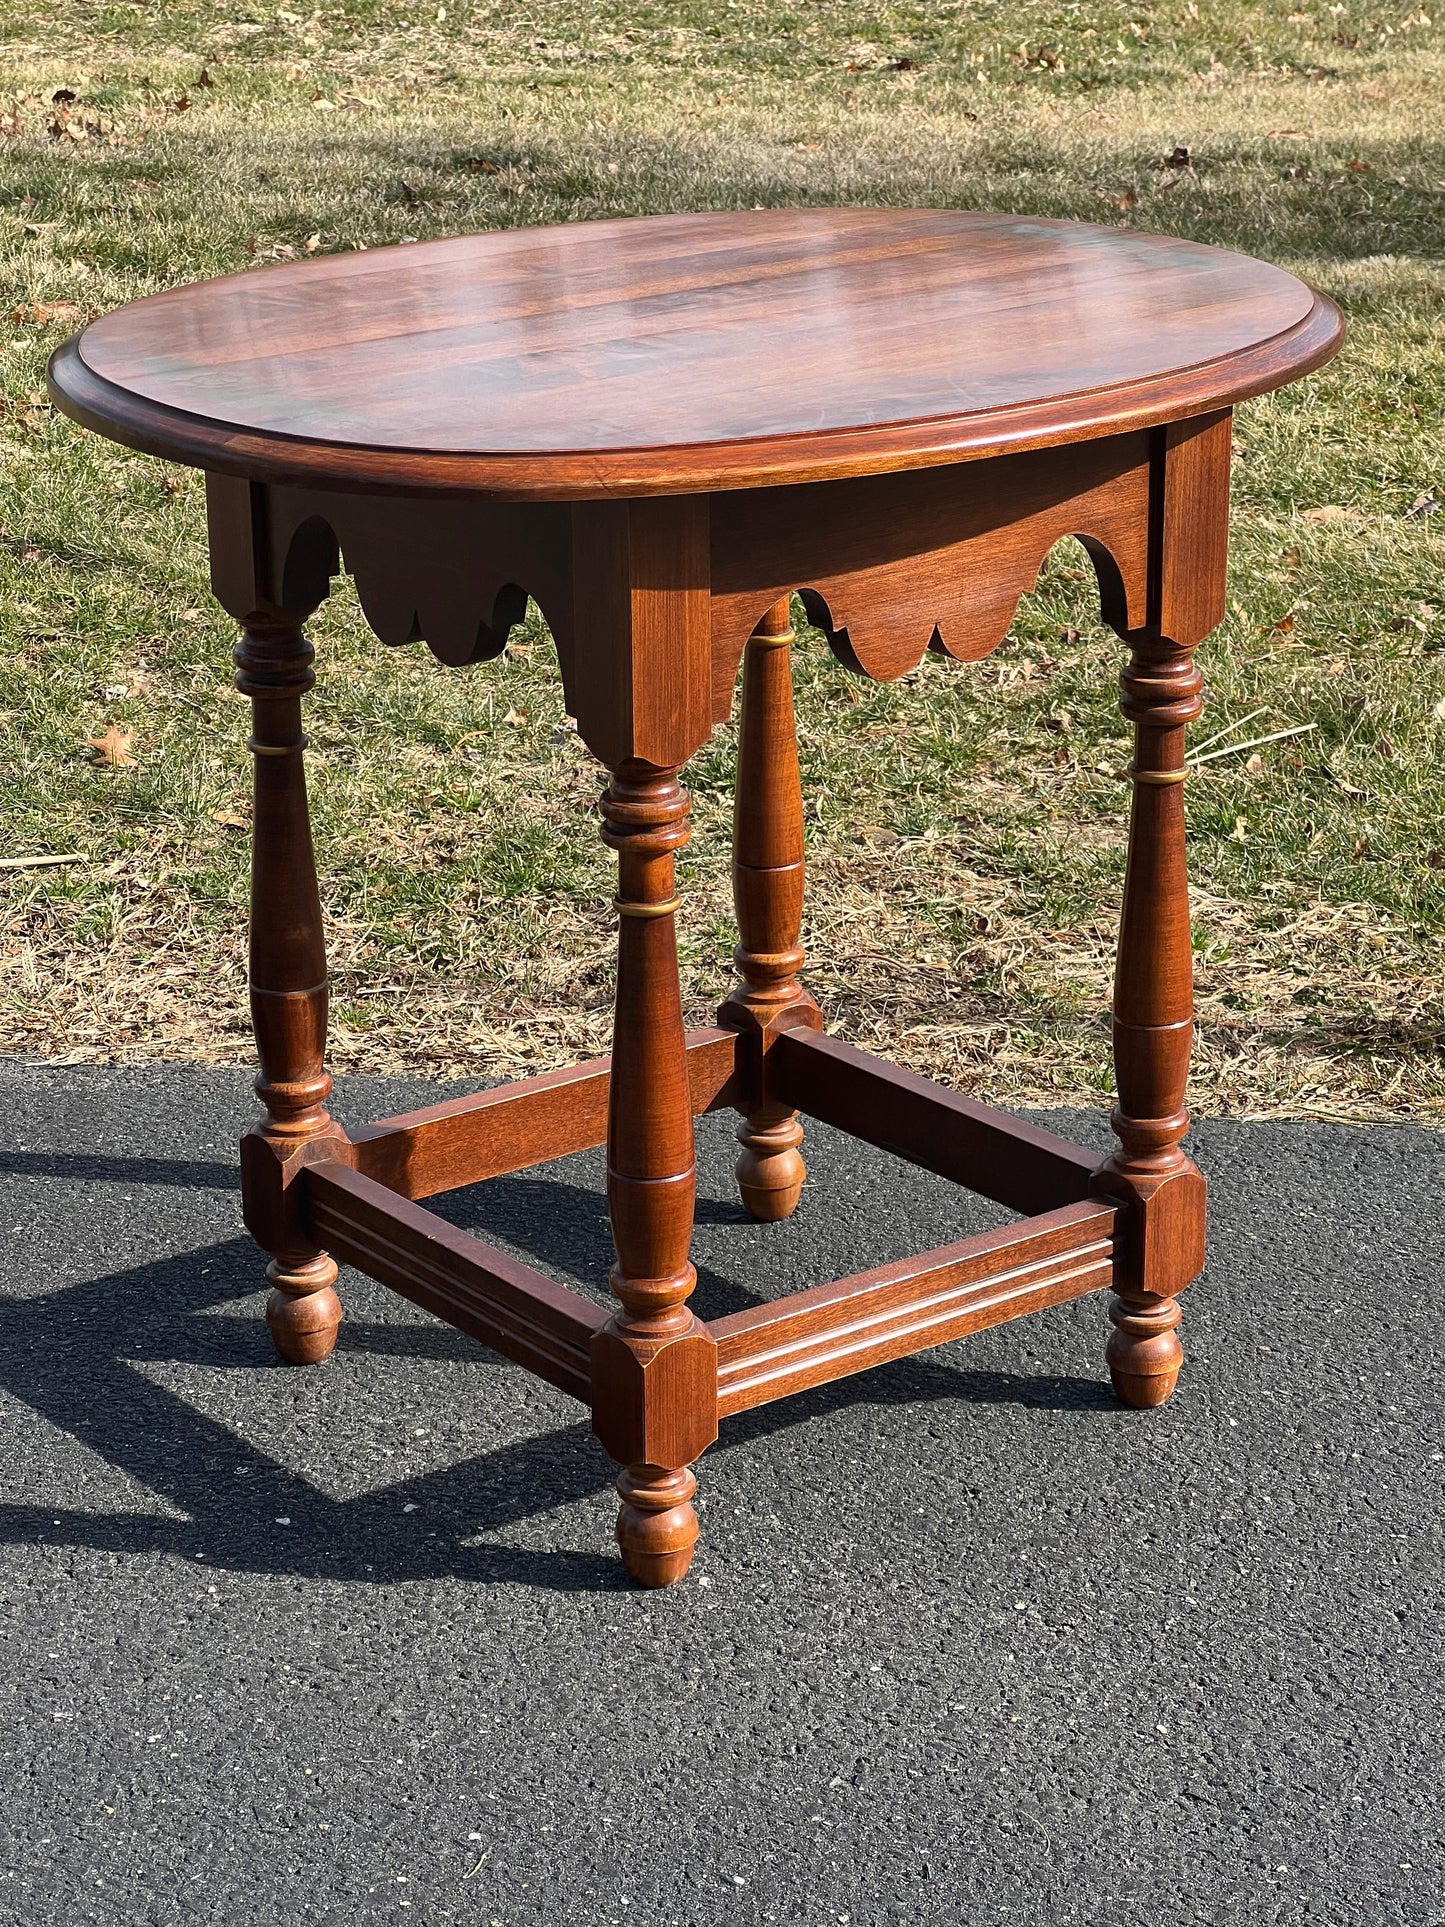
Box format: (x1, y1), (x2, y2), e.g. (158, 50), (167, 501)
(197, 67), (214, 88)
(1405, 490), (1440, 518)
(87, 723), (137, 768)
(1113, 186), (1139, 212)
(304, 231), (321, 253)
(10, 300), (81, 325)
(1302, 505), (1351, 524)
(1158, 144), (1194, 171)
(210, 810), (248, 829)
(1271, 612), (1295, 634)
(50, 87), (78, 107)
(1245, 753), (1264, 774)
(502, 707), (528, 727)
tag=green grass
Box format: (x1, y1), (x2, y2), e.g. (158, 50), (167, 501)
(0, 0), (1442, 1117)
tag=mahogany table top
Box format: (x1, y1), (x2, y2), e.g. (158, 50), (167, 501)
(48, 208), (1342, 500)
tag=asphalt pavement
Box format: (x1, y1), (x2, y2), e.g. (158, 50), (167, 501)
(0, 1060), (1441, 1926)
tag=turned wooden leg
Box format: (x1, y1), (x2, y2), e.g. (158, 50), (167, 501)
(1096, 634), (1207, 1409)
(719, 597), (822, 1221)
(234, 617), (343, 1366)
(590, 763), (718, 1587)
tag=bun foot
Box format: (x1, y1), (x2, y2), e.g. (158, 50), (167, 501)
(736, 1116), (806, 1222)
(616, 1464), (699, 1588)
(1107, 1293), (1183, 1408)
(265, 1253), (342, 1365)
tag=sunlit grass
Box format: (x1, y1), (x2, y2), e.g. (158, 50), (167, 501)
(0, 0), (1441, 1117)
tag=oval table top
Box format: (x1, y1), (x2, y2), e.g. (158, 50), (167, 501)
(48, 208), (1342, 501)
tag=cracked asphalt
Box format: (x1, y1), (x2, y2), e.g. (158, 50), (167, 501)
(0, 1060), (1441, 1926)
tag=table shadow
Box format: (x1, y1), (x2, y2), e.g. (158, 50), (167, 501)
(0, 1148), (1113, 1594)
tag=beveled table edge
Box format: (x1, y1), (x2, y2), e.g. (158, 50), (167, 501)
(47, 291), (1344, 502)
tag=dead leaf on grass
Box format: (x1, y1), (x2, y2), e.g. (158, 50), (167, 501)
(10, 300), (80, 325)
(86, 723), (138, 768)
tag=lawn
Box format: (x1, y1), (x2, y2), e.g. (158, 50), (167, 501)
(0, 0), (1441, 1118)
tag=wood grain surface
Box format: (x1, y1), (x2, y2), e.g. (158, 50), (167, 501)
(50, 209), (1342, 499)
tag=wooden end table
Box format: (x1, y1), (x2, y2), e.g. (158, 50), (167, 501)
(49, 210), (1342, 1587)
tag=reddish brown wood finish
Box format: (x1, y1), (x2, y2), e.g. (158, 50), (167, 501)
(708, 434), (1155, 702)
(52, 211), (1341, 1586)
(593, 764), (716, 1588)
(713, 1201), (1117, 1417)
(772, 1029), (1099, 1218)
(719, 598), (821, 1220)
(306, 1162), (605, 1399)
(349, 1027), (741, 1199)
(49, 211), (1341, 499)
(233, 615), (346, 1365)
(570, 495), (713, 766)
(1089, 414), (1226, 1407)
